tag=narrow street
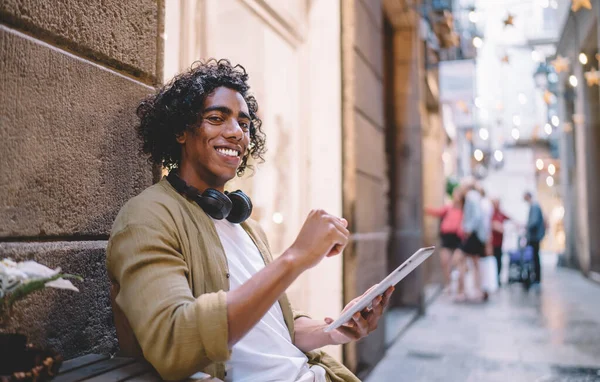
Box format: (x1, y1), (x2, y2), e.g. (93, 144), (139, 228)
(367, 261), (600, 382)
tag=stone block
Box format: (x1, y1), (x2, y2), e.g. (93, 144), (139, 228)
(354, 0), (383, 78)
(354, 51), (384, 128)
(0, 26), (153, 238)
(0, 0), (161, 82)
(355, 173), (388, 233)
(355, 112), (386, 181)
(0, 241), (117, 359)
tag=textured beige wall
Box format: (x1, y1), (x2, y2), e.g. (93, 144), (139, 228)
(0, 0), (162, 83)
(0, 1), (162, 359)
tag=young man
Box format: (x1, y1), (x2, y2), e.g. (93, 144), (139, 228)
(107, 59), (391, 381)
(524, 191), (545, 284)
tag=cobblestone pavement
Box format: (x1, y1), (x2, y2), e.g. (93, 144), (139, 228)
(366, 264), (600, 382)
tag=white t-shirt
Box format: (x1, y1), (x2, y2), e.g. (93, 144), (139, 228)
(213, 218), (327, 382)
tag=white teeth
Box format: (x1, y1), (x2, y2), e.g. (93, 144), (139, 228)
(216, 148), (239, 157)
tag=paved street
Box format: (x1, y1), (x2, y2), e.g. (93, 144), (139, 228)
(367, 263), (600, 382)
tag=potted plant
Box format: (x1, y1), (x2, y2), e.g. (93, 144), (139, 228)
(0, 259), (82, 382)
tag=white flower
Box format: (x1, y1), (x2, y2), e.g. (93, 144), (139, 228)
(0, 258), (79, 298)
(16, 261), (60, 279)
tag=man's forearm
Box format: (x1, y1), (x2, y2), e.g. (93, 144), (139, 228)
(226, 250), (304, 347)
(293, 316), (335, 352)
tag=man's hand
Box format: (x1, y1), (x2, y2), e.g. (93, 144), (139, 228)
(286, 209), (349, 271)
(325, 286), (394, 345)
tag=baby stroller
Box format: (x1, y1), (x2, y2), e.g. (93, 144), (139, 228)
(507, 235), (536, 290)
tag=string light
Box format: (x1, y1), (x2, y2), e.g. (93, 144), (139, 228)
(511, 128), (520, 140)
(544, 123), (553, 135)
(479, 128), (489, 140)
(272, 212), (283, 224)
(548, 164), (556, 175)
(474, 97), (483, 108)
(474, 149), (484, 162)
(546, 176), (554, 187)
(579, 53), (588, 65)
(540, 0), (550, 8)
(513, 115), (521, 126)
(551, 115), (560, 127)
(494, 150), (504, 162)
(536, 159), (544, 170)
(473, 37), (483, 48)
(569, 75), (578, 87)
(469, 11), (478, 23)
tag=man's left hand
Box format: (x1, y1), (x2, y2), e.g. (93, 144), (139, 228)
(325, 286), (394, 345)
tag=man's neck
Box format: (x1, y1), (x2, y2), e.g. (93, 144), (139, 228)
(178, 161), (225, 193)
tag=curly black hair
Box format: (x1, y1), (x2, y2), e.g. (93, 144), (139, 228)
(136, 59), (265, 176)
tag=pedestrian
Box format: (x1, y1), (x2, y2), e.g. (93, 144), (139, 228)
(523, 191), (546, 284)
(490, 198), (512, 286)
(425, 187), (465, 292)
(106, 59), (382, 381)
(455, 179), (489, 302)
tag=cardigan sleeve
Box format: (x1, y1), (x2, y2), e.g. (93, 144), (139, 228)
(107, 223), (230, 381)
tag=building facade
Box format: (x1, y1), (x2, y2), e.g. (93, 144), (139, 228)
(555, 0), (600, 282)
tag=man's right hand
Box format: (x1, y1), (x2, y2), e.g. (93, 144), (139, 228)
(286, 209), (349, 271)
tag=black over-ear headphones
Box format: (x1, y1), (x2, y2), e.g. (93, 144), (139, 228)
(166, 170), (253, 224)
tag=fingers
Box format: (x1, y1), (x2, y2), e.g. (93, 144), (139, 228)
(351, 312), (369, 336)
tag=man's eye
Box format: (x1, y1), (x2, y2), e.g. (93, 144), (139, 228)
(207, 116), (223, 123)
(240, 122), (250, 131)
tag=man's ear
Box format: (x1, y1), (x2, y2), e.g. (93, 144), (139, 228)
(176, 131), (187, 144)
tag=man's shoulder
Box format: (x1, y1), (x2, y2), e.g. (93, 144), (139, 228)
(112, 180), (182, 232)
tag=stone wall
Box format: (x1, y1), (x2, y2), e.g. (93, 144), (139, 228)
(0, 0), (162, 359)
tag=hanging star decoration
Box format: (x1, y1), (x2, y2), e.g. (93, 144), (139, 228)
(543, 90), (556, 105)
(551, 55), (570, 73)
(501, 54), (510, 64)
(584, 68), (600, 86)
(457, 100), (469, 114)
(503, 13), (515, 27)
(571, 0), (592, 12)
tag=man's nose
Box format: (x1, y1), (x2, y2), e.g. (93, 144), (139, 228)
(224, 120), (243, 140)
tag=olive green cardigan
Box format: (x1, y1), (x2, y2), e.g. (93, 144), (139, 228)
(106, 178), (360, 381)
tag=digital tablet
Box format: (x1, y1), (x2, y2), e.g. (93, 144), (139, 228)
(323, 246), (436, 333)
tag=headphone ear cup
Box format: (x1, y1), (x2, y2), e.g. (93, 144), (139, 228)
(226, 190), (253, 224)
(197, 188), (233, 220)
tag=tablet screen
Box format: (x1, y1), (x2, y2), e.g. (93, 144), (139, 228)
(323, 246), (435, 332)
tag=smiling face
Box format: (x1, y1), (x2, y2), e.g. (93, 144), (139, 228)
(177, 87), (251, 192)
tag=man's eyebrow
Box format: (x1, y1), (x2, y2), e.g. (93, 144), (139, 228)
(202, 105), (251, 120)
(238, 110), (251, 120)
(202, 106), (232, 115)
